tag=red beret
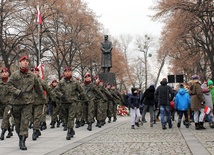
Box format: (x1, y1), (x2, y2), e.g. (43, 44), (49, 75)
(51, 79), (58, 83)
(99, 80), (104, 83)
(1, 67), (8, 73)
(19, 56), (29, 62)
(64, 66), (72, 72)
(84, 73), (91, 78)
(94, 75), (99, 80)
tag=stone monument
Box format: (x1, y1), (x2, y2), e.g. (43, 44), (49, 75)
(99, 35), (116, 85)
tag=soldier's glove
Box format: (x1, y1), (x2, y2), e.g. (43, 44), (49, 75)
(18, 91), (23, 98)
(61, 95), (67, 102)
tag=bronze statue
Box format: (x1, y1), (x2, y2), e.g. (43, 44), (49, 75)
(100, 35), (113, 72)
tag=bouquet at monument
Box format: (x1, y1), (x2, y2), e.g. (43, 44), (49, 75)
(117, 105), (129, 116)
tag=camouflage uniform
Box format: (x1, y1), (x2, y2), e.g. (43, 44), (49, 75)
(111, 88), (123, 122)
(32, 77), (54, 140)
(83, 81), (105, 131)
(0, 78), (13, 140)
(96, 84), (112, 126)
(8, 68), (45, 150)
(49, 82), (61, 128)
(54, 76), (87, 140)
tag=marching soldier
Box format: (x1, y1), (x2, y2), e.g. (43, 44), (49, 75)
(8, 56), (46, 150)
(31, 67), (55, 140)
(0, 67), (13, 140)
(111, 84), (123, 122)
(54, 66), (87, 140)
(99, 80), (113, 126)
(106, 83), (114, 123)
(83, 73), (106, 131)
(49, 79), (61, 128)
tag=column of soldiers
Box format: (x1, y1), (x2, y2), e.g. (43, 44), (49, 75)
(0, 55), (124, 151)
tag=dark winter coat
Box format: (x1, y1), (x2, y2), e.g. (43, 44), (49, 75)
(142, 85), (155, 106)
(154, 80), (173, 106)
(128, 94), (140, 109)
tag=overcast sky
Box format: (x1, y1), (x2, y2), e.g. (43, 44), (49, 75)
(83, 0), (163, 37)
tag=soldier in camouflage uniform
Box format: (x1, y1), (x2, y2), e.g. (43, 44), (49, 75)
(31, 67), (55, 141)
(111, 84), (123, 122)
(8, 56), (46, 150)
(49, 79), (61, 128)
(0, 67), (13, 140)
(74, 77), (84, 128)
(99, 80), (113, 126)
(106, 83), (114, 123)
(54, 66), (88, 140)
(83, 73), (106, 131)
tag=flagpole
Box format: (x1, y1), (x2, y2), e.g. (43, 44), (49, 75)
(37, 5), (40, 65)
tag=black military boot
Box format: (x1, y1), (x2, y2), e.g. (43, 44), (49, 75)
(0, 128), (7, 140)
(71, 128), (75, 136)
(113, 117), (117, 122)
(20, 136), (27, 150)
(97, 121), (102, 128)
(108, 117), (111, 123)
(75, 121), (80, 128)
(63, 125), (67, 131)
(66, 129), (72, 140)
(32, 130), (37, 141)
(56, 119), (60, 127)
(87, 122), (92, 131)
(6, 127), (13, 138)
(40, 122), (47, 131)
(50, 121), (56, 129)
(36, 130), (41, 138)
(80, 120), (85, 126)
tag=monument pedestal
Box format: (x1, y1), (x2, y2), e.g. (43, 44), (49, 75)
(98, 72), (116, 86)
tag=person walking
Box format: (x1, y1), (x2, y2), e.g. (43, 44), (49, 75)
(8, 56), (46, 150)
(189, 75), (206, 130)
(128, 88), (141, 129)
(155, 78), (174, 130)
(175, 84), (191, 128)
(141, 85), (156, 127)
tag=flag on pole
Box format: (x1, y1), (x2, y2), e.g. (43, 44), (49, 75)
(37, 63), (45, 80)
(36, 6), (42, 25)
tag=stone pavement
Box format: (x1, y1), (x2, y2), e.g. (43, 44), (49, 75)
(0, 115), (214, 155)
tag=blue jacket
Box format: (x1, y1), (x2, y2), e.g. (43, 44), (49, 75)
(128, 94), (140, 109)
(175, 88), (190, 111)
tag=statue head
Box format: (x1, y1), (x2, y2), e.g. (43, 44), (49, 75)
(104, 35), (108, 41)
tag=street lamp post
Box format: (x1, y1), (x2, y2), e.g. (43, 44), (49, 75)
(138, 35), (151, 89)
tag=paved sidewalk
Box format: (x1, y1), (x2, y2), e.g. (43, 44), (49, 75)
(0, 116), (214, 155)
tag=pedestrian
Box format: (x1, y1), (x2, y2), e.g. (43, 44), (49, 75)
(208, 79), (214, 123)
(8, 55), (46, 150)
(0, 67), (13, 140)
(189, 75), (206, 130)
(201, 81), (214, 128)
(141, 85), (155, 127)
(128, 88), (141, 129)
(155, 78), (174, 130)
(54, 66), (88, 140)
(175, 84), (190, 128)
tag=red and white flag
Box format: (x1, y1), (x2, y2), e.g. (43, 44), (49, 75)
(36, 6), (42, 25)
(37, 63), (45, 80)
